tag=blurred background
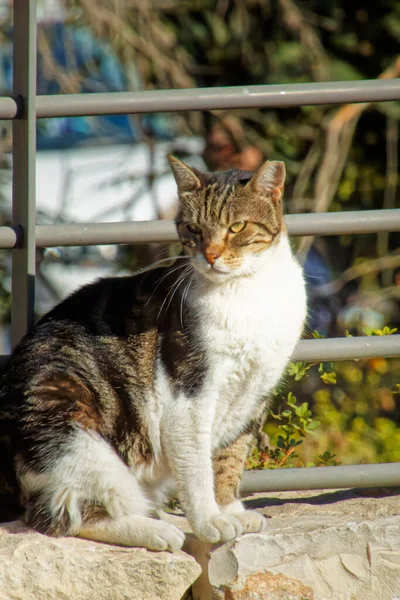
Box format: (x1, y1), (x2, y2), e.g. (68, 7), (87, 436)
(0, 0), (399, 465)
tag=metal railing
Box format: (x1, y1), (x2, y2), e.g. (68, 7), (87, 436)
(2, 0), (400, 491)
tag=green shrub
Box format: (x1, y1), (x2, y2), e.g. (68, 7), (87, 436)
(247, 328), (400, 469)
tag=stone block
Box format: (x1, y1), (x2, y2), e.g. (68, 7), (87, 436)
(206, 488), (400, 600)
(0, 520), (201, 600)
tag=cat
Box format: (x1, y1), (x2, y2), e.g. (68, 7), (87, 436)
(0, 156), (306, 551)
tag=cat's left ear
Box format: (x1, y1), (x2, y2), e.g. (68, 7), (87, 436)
(250, 160), (285, 203)
(168, 155), (202, 194)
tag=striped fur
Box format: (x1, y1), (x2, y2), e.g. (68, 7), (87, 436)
(0, 157), (306, 550)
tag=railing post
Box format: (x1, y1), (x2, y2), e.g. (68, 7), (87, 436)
(11, 0), (37, 349)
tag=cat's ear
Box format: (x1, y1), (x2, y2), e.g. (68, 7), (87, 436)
(250, 160), (285, 203)
(168, 155), (201, 194)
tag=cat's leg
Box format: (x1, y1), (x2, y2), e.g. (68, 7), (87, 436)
(20, 429), (184, 551)
(213, 430), (267, 534)
(161, 403), (246, 544)
(76, 515), (185, 551)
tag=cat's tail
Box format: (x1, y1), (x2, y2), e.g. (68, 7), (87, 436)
(0, 406), (23, 522)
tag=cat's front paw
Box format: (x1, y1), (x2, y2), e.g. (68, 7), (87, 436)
(194, 514), (243, 543)
(232, 510), (268, 534)
(220, 501), (268, 534)
(140, 520), (185, 552)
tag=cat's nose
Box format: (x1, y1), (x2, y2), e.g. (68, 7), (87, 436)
(204, 252), (220, 265)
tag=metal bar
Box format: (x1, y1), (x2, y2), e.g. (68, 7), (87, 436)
(0, 225), (22, 248)
(35, 220), (178, 248)
(11, 0), (37, 349)
(0, 336), (398, 365)
(0, 208), (398, 249)
(0, 79), (398, 120)
(26, 208), (400, 246)
(30, 209), (400, 245)
(284, 209), (400, 236)
(36, 79), (400, 118)
(293, 335), (400, 362)
(241, 463), (400, 493)
(0, 96), (19, 119)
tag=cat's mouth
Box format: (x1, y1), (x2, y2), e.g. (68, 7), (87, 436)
(192, 258), (243, 280)
(208, 264), (228, 274)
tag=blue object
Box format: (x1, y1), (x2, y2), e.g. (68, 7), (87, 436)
(0, 22), (174, 149)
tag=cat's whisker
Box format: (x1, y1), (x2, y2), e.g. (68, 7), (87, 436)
(132, 255), (189, 278)
(153, 242), (181, 260)
(166, 267), (193, 313)
(150, 263), (187, 291)
(180, 275), (194, 329)
(157, 266), (192, 320)
(145, 261), (191, 308)
(166, 268), (192, 325)
(152, 261), (189, 288)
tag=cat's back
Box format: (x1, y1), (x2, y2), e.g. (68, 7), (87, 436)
(0, 264), (185, 403)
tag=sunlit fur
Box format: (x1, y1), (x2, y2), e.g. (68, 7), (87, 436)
(0, 156), (306, 552)
(171, 157), (285, 280)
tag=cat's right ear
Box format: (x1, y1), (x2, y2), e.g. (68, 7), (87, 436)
(168, 155), (202, 194)
(249, 160), (286, 204)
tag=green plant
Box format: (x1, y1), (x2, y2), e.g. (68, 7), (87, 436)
(363, 326), (398, 336)
(246, 392), (322, 469)
(247, 327), (399, 470)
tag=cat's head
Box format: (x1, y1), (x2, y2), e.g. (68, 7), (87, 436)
(168, 155), (286, 280)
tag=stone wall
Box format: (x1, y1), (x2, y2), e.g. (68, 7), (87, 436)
(0, 488), (399, 600)
(0, 521), (201, 600)
(183, 487), (400, 600)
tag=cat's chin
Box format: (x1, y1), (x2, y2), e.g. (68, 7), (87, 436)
(193, 263), (248, 282)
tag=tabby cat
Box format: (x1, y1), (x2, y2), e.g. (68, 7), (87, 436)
(0, 156), (306, 551)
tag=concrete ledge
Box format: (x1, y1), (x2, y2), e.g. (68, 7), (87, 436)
(0, 521), (201, 600)
(1, 488), (399, 600)
(183, 488), (400, 600)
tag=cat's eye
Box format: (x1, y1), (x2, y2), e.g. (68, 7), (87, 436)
(229, 221), (247, 234)
(187, 223), (202, 234)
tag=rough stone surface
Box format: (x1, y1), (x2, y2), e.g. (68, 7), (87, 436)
(212, 572), (315, 600)
(207, 488), (400, 600)
(0, 520), (201, 600)
(1, 489), (399, 600)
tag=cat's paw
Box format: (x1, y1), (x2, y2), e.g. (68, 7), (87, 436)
(194, 514), (243, 543)
(232, 510), (268, 534)
(139, 520), (185, 552)
(219, 501), (268, 534)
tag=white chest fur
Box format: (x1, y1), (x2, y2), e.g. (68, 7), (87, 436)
(190, 235), (307, 447)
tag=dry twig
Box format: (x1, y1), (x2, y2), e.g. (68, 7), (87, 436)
(297, 56), (400, 263)
(312, 252), (400, 297)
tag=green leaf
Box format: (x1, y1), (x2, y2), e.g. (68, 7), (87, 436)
(280, 425), (292, 434)
(321, 371), (337, 385)
(312, 330), (324, 339)
(292, 439), (303, 447)
(204, 12), (229, 47)
(295, 402), (309, 418)
(374, 326), (397, 336)
(330, 57), (364, 81)
(281, 410), (292, 418)
(287, 362), (311, 381)
(277, 436), (285, 449)
(306, 420), (321, 430)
